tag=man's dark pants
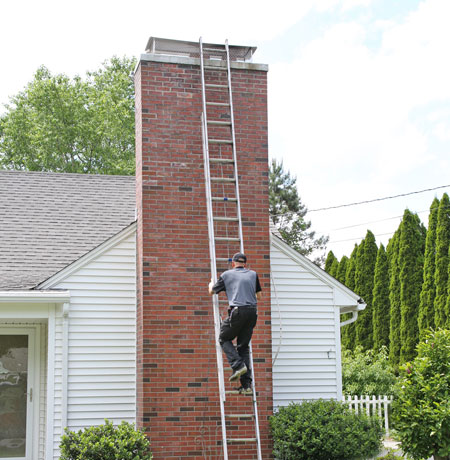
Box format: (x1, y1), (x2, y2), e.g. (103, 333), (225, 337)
(219, 306), (257, 388)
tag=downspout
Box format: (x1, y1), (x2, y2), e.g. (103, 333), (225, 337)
(61, 302), (70, 431)
(340, 300), (366, 327)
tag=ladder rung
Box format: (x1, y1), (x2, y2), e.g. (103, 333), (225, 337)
(210, 177), (235, 183)
(213, 217), (239, 222)
(210, 158), (234, 164)
(212, 197), (237, 202)
(225, 414), (254, 419)
(203, 47), (226, 53)
(207, 120), (231, 126)
(216, 258), (232, 263)
(205, 83), (228, 88)
(209, 139), (233, 144)
(215, 237), (240, 242)
(227, 438), (257, 443)
(204, 65), (227, 70)
(206, 102), (230, 107)
(225, 390), (252, 395)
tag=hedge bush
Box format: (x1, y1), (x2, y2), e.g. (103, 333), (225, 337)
(270, 399), (383, 460)
(60, 420), (152, 460)
(392, 329), (450, 460)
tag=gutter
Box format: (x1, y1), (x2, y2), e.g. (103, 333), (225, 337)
(340, 299), (366, 328)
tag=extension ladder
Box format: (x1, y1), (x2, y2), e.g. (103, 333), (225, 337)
(199, 37), (262, 460)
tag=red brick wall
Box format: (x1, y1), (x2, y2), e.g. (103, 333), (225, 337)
(135, 55), (272, 459)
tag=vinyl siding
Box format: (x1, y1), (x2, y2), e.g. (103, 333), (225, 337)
(271, 243), (339, 408)
(52, 231), (136, 455)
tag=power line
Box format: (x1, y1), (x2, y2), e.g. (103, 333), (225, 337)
(328, 232), (395, 245)
(309, 184), (450, 213)
(269, 184), (450, 218)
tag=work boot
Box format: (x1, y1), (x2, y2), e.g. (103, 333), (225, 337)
(229, 365), (247, 382)
(236, 386), (252, 395)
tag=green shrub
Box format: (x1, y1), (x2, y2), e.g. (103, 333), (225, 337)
(392, 329), (450, 460)
(377, 449), (404, 459)
(60, 420), (152, 460)
(270, 399), (383, 460)
(342, 346), (397, 396)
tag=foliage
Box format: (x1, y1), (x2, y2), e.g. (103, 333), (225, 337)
(398, 210), (426, 363)
(270, 399), (383, 460)
(60, 420), (152, 460)
(355, 230), (378, 350)
(342, 244), (358, 350)
(325, 250), (338, 273)
(336, 255), (348, 284)
(0, 56), (136, 175)
(377, 449), (404, 460)
(388, 229), (402, 366)
(342, 346), (397, 396)
(418, 197), (440, 337)
(372, 244), (390, 351)
(269, 159), (328, 264)
(434, 194), (450, 328)
(392, 329), (450, 460)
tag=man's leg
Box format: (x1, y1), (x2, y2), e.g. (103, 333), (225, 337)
(219, 308), (246, 373)
(236, 307), (257, 388)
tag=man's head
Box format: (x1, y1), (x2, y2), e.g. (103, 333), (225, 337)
(232, 252), (247, 267)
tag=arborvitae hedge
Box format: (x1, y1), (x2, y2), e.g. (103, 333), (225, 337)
(342, 244), (358, 349)
(387, 229), (401, 366)
(418, 197), (440, 337)
(434, 193), (450, 328)
(325, 250), (338, 274)
(337, 255), (348, 284)
(398, 210), (426, 363)
(355, 231), (378, 350)
(372, 244), (390, 351)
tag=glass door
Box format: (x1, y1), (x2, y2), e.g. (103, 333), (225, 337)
(0, 329), (35, 460)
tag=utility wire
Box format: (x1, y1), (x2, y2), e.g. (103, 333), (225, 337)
(309, 184), (450, 212)
(269, 184), (450, 218)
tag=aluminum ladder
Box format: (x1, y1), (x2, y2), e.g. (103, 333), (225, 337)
(199, 37), (262, 460)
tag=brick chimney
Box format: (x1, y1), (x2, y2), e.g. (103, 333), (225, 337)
(135, 37), (272, 459)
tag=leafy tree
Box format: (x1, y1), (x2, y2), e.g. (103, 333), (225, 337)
(372, 244), (390, 351)
(434, 193), (450, 328)
(418, 197), (440, 337)
(269, 159), (328, 263)
(342, 346), (397, 396)
(336, 255), (348, 284)
(398, 210), (426, 363)
(392, 329), (450, 460)
(324, 250), (338, 273)
(0, 56), (136, 175)
(355, 230), (378, 350)
(387, 229), (402, 366)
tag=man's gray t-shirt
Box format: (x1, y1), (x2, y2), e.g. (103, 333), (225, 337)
(212, 267), (261, 307)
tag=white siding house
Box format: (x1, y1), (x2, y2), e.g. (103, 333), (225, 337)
(0, 171), (365, 460)
(270, 234), (365, 409)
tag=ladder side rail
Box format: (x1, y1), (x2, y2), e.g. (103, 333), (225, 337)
(200, 38), (229, 460)
(225, 40), (245, 254)
(226, 39), (263, 460)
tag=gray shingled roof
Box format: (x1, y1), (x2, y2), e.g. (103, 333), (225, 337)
(0, 171), (135, 290)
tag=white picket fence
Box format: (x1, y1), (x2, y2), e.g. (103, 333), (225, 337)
(343, 395), (394, 436)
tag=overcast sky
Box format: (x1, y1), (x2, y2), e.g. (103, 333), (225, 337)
(2, 0), (449, 259)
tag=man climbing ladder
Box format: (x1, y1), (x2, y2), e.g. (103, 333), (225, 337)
(209, 252), (262, 393)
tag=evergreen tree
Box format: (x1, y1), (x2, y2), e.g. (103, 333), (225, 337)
(329, 258), (339, 278)
(336, 256), (349, 284)
(372, 244), (390, 351)
(325, 251), (338, 274)
(399, 210), (426, 363)
(418, 197), (440, 336)
(341, 245), (358, 349)
(354, 231), (378, 350)
(434, 193), (450, 328)
(387, 229), (401, 366)
(269, 159), (328, 263)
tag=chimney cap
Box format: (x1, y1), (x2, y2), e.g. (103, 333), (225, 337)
(145, 37), (256, 62)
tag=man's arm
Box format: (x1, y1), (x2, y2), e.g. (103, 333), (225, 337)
(209, 276), (225, 295)
(255, 273), (262, 300)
